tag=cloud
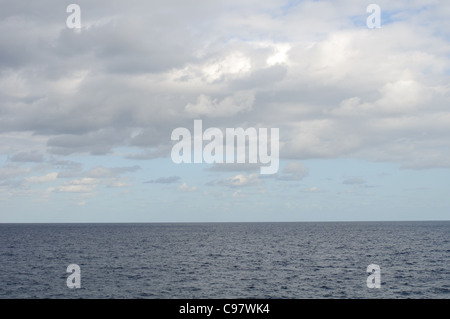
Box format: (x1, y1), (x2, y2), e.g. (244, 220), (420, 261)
(209, 173), (261, 188)
(198, 52), (252, 83)
(302, 186), (324, 193)
(9, 151), (44, 163)
(229, 64), (287, 90)
(86, 165), (140, 178)
(277, 162), (308, 181)
(50, 165), (136, 194)
(0, 164), (31, 191)
(178, 182), (197, 192)
(54, 176), (129, 192)
(55, 178), (98, 193)
(342, 177), (366, 185)
(185, 90), (255, 118)
(56, 164), (139, 179)
(208, 162), (261, 173)
(47, 129), (131, 155)
(0, 0), (450, 171)
(25, 172), (58, 183)
(107, 180), (130, 188)
(232, 190), (247, 198)
(0, 164), (31, 187)
(145, 176), (181, 184)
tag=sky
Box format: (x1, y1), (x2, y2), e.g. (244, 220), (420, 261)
(1, 0), (450, 222)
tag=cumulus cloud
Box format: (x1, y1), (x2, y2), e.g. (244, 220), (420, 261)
(39, 164), (137, 196)
(0, 0), (450, 173)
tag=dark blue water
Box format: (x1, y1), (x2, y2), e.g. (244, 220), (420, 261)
(0, 221), (449, 298)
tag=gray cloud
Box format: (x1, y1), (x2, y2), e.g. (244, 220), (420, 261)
(207, 163), (261, 173)
(277, 162), (308, 181)
(145, 176), (181, 184)
(342, 177), (366, 185)
(0, 163), (30, 180)
(229, 64), (288, 90)
(0, 1), (450, 170)
(9, 151), (44, 163)
(207, 173), (262, 188)
(47, 129), (131, 155)
(86, 165), (140, 178)
(56, 164), (140, 179)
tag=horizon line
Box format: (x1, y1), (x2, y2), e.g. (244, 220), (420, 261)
(1, 219), (449, 224)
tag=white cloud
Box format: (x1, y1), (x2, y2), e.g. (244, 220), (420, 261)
(55, 178), (98, 193)
(1, 0), (450, 178)
(25, 172), (58, 183)
(302, 186), (324, 193)
(232, 190), (247, 198)
(56, 185), (96, 193)
(212, 173), (261, 188)
(86, 165), (140, 178)
(178, 182), (197, 192)
(201, 52), (252, 83)
(266, 43), (291, 66)
(107, 180), (129, 188)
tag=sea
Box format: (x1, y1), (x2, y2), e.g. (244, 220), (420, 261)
(0, 221), (449, 299)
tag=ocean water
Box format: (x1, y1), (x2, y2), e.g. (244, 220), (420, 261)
(0, 221), (449, 299)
